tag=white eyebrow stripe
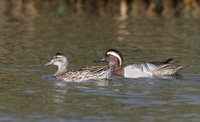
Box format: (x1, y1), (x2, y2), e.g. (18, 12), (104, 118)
(107, 52), (122, 66)
(56, 55), (63, 58)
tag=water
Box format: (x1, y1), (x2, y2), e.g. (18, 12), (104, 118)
(0, 7), (200, 122)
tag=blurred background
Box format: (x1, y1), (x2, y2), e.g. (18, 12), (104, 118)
(1, 0), (200, 19)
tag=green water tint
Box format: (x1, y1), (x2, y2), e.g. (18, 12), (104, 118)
(0, 7), (200, 122)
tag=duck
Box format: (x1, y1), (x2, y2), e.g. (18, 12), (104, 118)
(93, 49), (183, 78)
(43, 52), (114, 82)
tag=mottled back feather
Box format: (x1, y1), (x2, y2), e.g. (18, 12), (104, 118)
(56, 66), (113, 82)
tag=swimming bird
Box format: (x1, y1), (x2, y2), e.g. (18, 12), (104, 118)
(93, 49), (183, 78)
(43, 53), (114, 82)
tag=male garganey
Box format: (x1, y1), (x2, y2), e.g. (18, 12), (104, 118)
(93, 49), (183, 78)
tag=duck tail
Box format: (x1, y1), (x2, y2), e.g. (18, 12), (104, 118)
(177, 65), (183, 71)
(165, 58), (173, 63)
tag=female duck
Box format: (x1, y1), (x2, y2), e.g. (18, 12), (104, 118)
(94, 49), (183, 78)
(43, 53), (114, 82)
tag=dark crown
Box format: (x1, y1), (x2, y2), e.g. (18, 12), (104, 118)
(56, 52), (63, 56)
(106, 49), (123, 62)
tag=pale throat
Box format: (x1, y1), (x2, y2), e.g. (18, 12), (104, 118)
(54, 61), (68, 76)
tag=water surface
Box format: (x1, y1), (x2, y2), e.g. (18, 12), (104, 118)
(0, 7), (200, 122)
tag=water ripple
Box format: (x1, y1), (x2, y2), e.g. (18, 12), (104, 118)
(0, 68), (41, 72)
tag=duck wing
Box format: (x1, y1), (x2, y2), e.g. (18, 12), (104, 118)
(70, 66), (114, 75)
(73, 66), (109, 72)
(128, 58), (173, 69)
(124, 59), (174, 74)
(153, 64), (183, 76)
(76, 66), (114, 80)
(148, 58), (183, 75)
(148, 58), (173, 67)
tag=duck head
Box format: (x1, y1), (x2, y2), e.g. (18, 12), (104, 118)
(94, 49), (123, 67)
(43, 52), (69, 76)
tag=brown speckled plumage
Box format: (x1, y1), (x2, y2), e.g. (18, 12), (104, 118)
(56, 66), (114, 82)
(43, 53), (114, 82)
(153, 64), (183, 76)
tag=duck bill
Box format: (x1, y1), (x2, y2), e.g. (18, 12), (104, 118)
(93, 56), (105, 63)
(42, 61), (53, 66)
